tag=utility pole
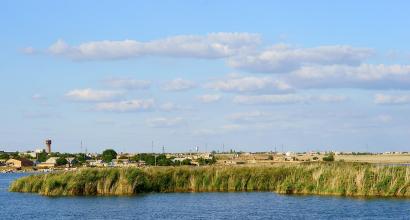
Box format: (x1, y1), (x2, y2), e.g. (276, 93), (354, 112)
(151, 140), (154, 154)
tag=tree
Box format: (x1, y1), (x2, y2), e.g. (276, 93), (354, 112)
(0, 153), (9, 160)
(322, 153), (335, 162)
(37, 152), (48, 162)
(56, 157), (68, 166)
(102, 149), (117, 163)
(181, 159), (192, 165)
(75, 153), (87, 164)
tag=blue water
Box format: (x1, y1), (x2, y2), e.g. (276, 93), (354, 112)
(1, 173), (409, 219)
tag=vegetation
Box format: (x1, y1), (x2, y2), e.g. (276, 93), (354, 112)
(102, 149), (117, 163)
(56, 158), (68, 166)
(322, 153), (335, 162)
(0, 153), (10, 160)
(9, 163), (410, 197)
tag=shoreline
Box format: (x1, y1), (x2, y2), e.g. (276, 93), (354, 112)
(9, 163), (410, 198)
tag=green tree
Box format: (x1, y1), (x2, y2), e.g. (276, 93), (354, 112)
(37, 152), (48, 162)
(56, 157), (68, 166)
(102, 149), (117, 163)
(0, 153), (9, 160)
(322, 153), (335, 162)
(75, 153), (87, 164)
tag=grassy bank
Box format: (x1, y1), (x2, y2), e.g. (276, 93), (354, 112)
(9, 163), (410, 197)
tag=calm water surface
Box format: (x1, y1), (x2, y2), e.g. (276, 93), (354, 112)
(1, 173), (409, 220)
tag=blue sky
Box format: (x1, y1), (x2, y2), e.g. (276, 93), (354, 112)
(1, 1), (410, 153)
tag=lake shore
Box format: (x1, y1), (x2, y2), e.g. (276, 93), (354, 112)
(9, 163), (410, 197)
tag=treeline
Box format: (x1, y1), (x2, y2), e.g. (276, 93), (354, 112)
(9, 162), (410, 197)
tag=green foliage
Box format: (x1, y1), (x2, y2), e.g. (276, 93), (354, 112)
(197, 157), (216, 165)
(37, 152), (48, 162)
(131, 154), (174, 166)
(75, 153), (87, 163)
(56, 158), (68, 166)
(181, 159), (192, 165)
(0, 153), (10, 160)
(102, 149), (117, 163)
(10, 163), (410, 198)
(322, 154), (335, 162)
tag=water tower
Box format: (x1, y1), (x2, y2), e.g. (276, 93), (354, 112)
(45, 139), (52, 154)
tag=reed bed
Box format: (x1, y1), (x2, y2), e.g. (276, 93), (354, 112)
(9, 163), (410, 197)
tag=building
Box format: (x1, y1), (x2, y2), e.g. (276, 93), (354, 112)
(45, 139), (52, 154)
(6, 158), (34, 168)
(37, 157), (59, 168)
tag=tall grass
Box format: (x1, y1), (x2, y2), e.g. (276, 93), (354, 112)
(9, 163), (410, 197)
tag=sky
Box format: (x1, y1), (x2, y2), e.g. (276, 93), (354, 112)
(1, 0), (410, 153)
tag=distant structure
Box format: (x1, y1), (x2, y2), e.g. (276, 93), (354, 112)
(45, 139), (52, 154)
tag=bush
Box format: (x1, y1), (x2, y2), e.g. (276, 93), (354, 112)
(322, 154), (335, 162)
(56, 157), (68, 166)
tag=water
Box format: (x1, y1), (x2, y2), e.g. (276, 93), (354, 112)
(1, 173), (409, 220)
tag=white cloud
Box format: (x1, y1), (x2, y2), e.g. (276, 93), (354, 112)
(65, 88), (123, 102)
(374, 94), (410, 105)
(197, 94), (222, 103)
(163, 78), (196, 91)
(146, 117), (183, 128)
(159, 102), (192, 112)
(22, 47), (36, 55)
(32, 93), (46, 100)
(291, 64), (410, 89)
(228, 44), (373, 73)
(206, 75), (292, 94)
(233, 94), (346, 105)
(104, 78), (151, 90)
(227, 111), (269, 123)
(95, 99), (155, 112)
(47, 33), (261, 60)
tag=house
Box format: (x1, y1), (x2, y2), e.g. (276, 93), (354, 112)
(112, 159), (130, 167)
(37, 157), (59, 168)
(86, 160), (106, 167)
(6, 158), (34, 168)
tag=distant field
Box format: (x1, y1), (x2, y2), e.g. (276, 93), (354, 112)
(336, 154), (410, 164)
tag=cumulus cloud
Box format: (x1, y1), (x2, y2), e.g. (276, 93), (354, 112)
(290, 64), (410, 89)
(374, 94), (410, 105)
(65, 88), (123, 102)
(206, 75), (292, 94)
(228, 44), (373, 73)
(233, 94), (346, 105)
(162, 78), (196, 91)
(104, 78), (151, 90)
(46, 33), (261, 60)
(95, 99), (155, 112)
(146, 117), (183, 128)
(197, 94), (222, 103)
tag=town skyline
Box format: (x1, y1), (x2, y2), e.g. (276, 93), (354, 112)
(1, 1), (410, 152)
